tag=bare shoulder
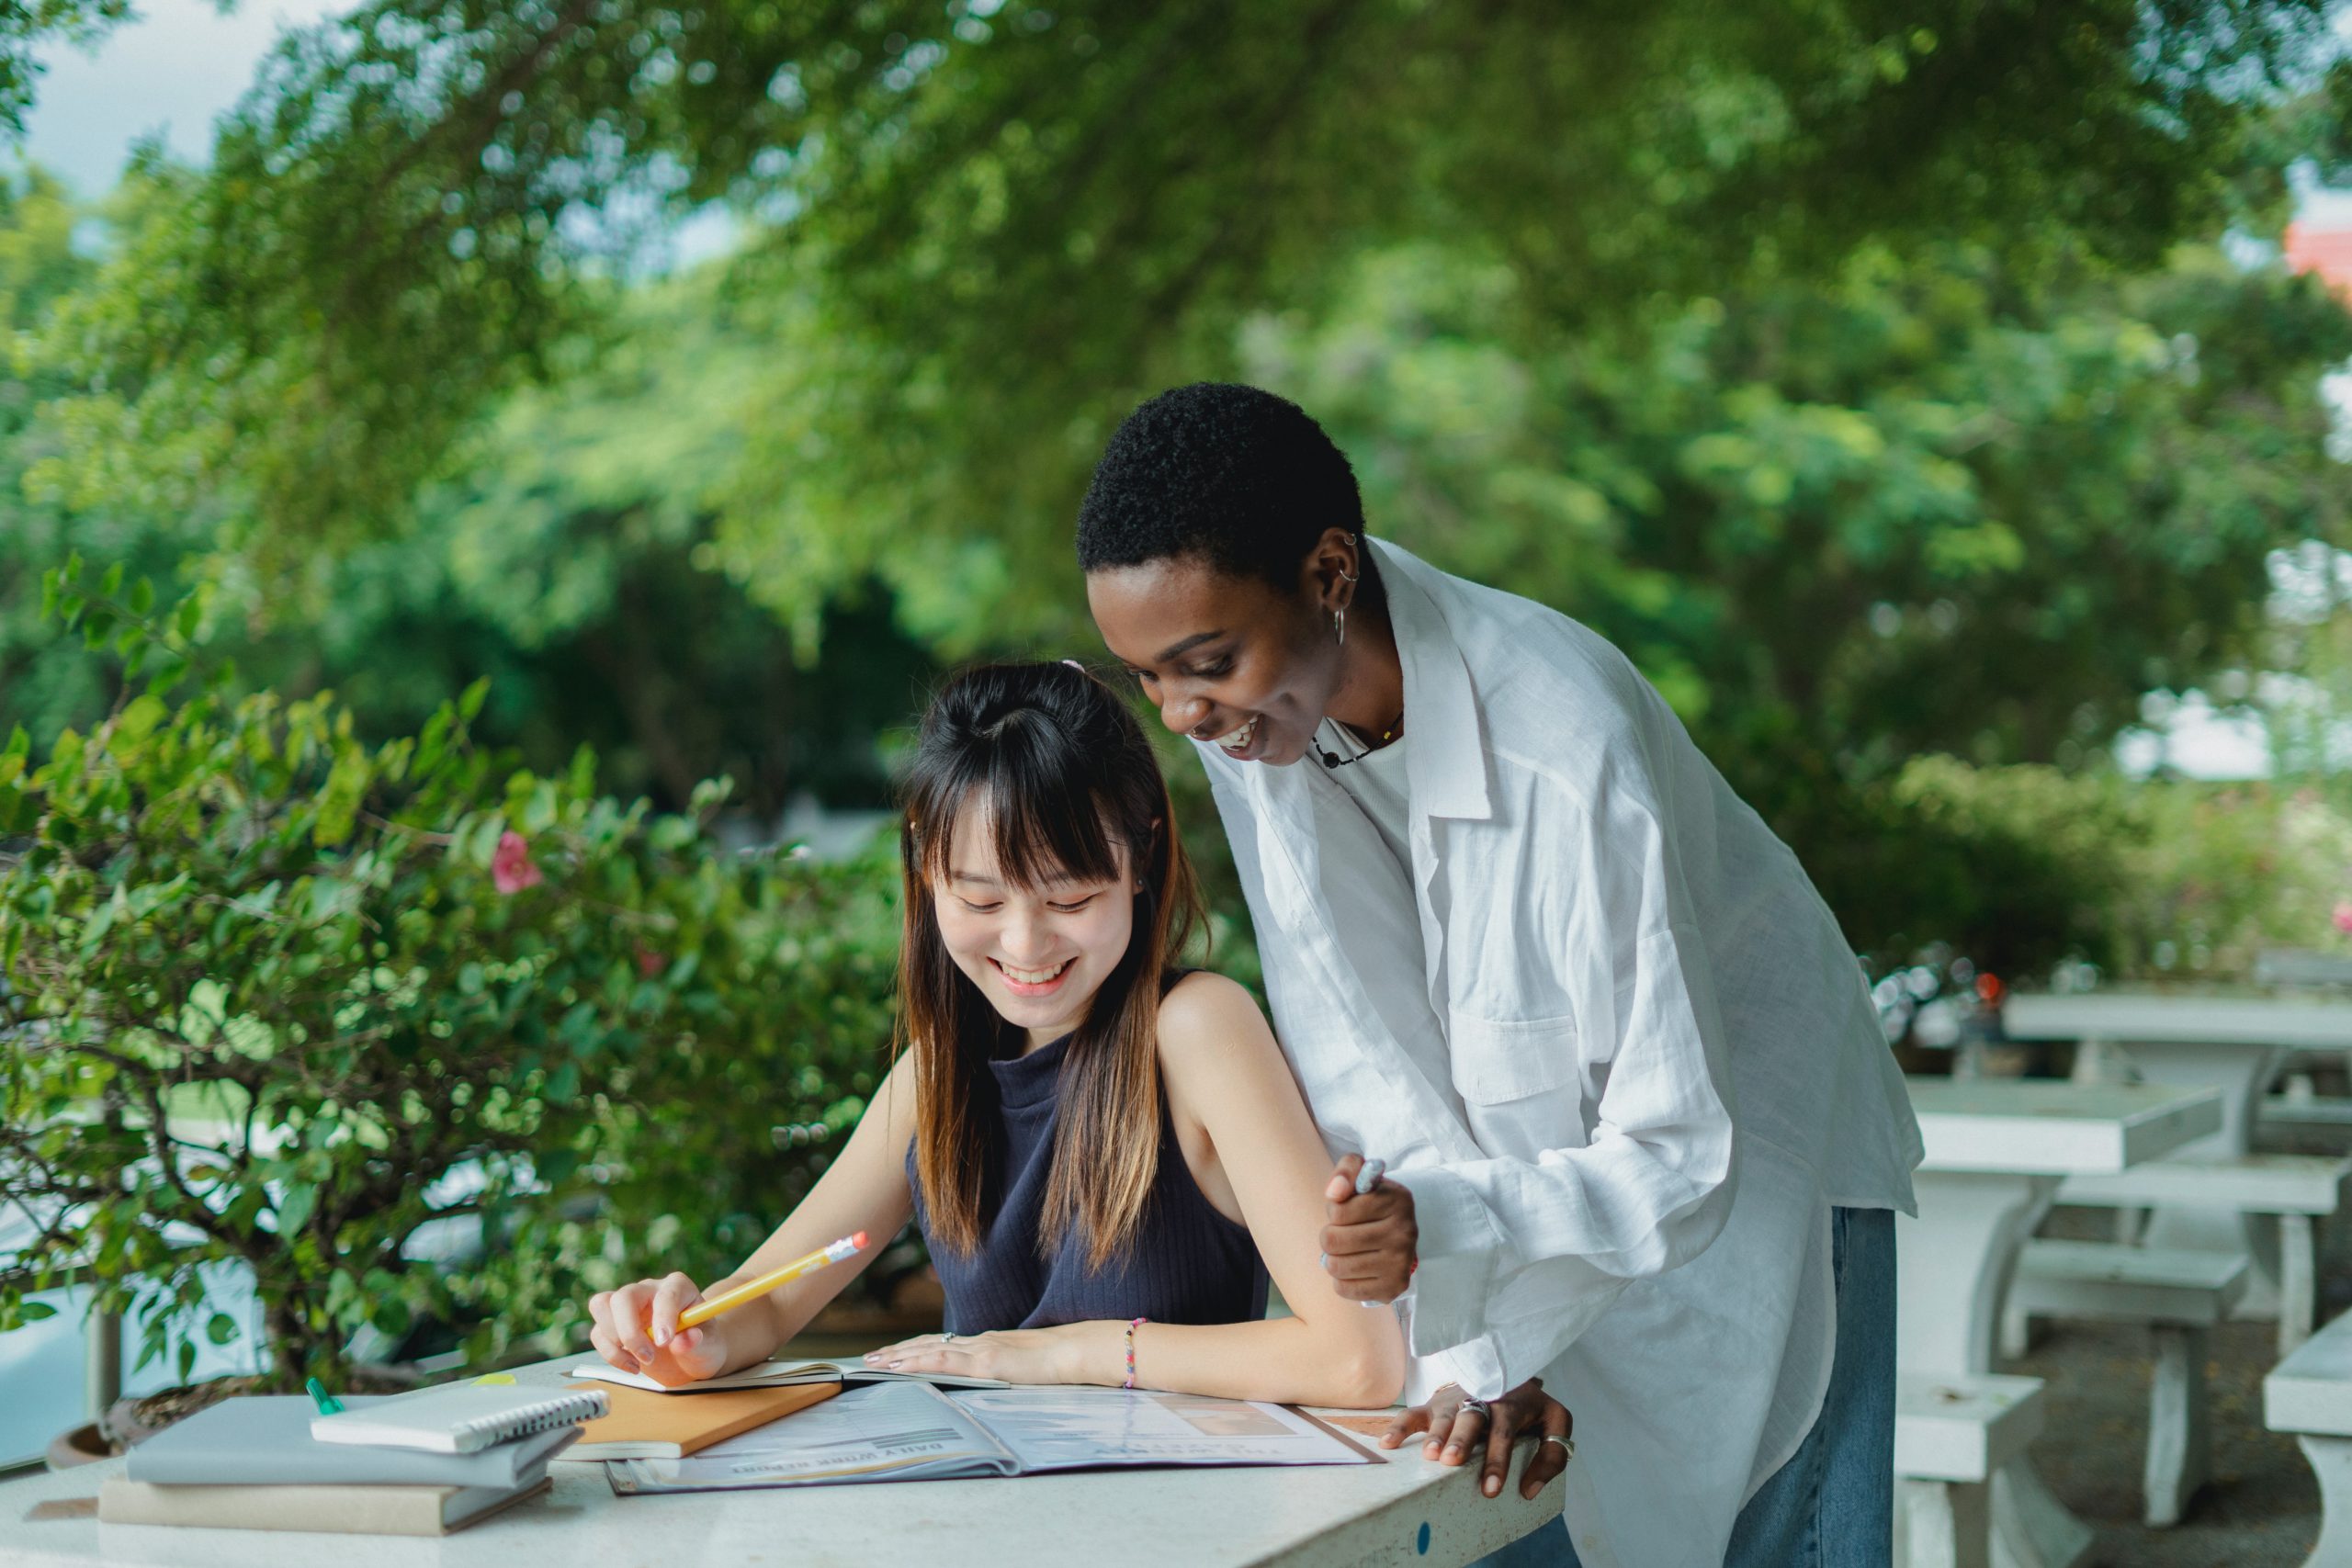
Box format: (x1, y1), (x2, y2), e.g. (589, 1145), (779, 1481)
(1156, 971), (1283, 1079)
(1158, 969), (1268, 1036)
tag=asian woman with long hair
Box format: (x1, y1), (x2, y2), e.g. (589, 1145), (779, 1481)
(583, 660), (1410, 1410)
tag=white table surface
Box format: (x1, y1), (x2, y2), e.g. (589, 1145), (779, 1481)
(0, 1360), (1562, 1568)
(2001, 991), (2352, 1050)
(1907, 1078), (2223, 1175)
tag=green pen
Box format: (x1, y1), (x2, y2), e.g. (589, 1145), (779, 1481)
(306, 1376), (345, 1416)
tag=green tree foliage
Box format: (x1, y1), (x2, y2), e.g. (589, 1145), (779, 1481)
(0, 570), (899, 1384)
(6, 3), (2350, 990)
(0, 214), (933, 816)
(1871, 759), (2352, 986)
(1231, 241), (2352, 974)
(0, 2), (134, 135)
(0, 167), (175, 747)
(22, 1), (2342, 595)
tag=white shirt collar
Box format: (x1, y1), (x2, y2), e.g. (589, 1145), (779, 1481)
(1372, 537), (1492, 825)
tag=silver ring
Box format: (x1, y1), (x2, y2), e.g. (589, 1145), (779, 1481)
(1542, 1435), (1575, 1458)
(1457, 1395), (1490, 1417)
(940, 1332), (957, 1345)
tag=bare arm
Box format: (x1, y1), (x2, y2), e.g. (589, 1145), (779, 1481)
(876, 975), (1406, 1408)
(1130, 973), (1408, 1406)
(587, 1049), (920, 1383)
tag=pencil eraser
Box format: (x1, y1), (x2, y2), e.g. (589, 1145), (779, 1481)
(851, 1231), (869, 1249)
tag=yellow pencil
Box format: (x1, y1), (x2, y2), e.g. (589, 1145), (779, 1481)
(676, 1232), (869, 1330)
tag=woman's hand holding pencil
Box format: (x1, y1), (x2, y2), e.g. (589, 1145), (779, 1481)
(588, 1232), (869, 1389)
(588, 1273), (732, 1387)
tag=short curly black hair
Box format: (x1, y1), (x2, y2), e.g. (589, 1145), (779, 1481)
(1075, 383), (1364, 592)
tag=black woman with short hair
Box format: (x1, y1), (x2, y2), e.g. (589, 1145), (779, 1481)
(1080, 384), (1922, 1568)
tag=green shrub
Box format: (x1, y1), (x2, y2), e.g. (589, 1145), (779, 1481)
(2103, 781), (2352, 982)
(1833, 754), (2352, 989)
(1873, 756), (2144, 980)
(0, 567), (899, 1387)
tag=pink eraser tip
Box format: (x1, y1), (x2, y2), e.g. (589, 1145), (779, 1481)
(851, 1232), (869, 1249)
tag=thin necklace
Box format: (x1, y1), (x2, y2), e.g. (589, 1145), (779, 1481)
(1314, 709), (1405, 771)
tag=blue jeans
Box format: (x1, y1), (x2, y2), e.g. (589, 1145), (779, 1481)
(1476, 1205), (1896, 1567)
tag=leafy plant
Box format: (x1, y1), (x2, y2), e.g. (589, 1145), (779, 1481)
(0, 564), (899, 1388)
(1846, 755), (2352, 992)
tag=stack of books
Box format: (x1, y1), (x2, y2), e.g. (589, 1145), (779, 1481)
(101, 1384), (607, 1537)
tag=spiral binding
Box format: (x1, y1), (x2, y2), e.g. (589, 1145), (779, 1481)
(456, 1392), (604, 1442)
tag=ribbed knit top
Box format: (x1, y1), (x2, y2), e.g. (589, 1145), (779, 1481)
(910, 1032), (1269, 1334)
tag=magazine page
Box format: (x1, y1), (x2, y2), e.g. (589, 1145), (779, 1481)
(949, 1387), (1377, 1472)
(608, 1382), (1019, 1494)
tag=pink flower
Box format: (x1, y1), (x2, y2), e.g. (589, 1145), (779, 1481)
(2333, 901), (2352, 936)
(492, 830), (543, 895)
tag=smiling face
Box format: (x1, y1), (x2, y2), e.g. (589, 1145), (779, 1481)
(930, 792), (1137, 1051)
(1086, 550), (1350, 768)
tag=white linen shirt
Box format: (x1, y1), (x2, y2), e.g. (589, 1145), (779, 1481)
(1194, 540), (1923, 1568)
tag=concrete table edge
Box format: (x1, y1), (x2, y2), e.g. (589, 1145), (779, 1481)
(0, 1370), (1565, 1568)
(1907, 1081), (2223, 1176)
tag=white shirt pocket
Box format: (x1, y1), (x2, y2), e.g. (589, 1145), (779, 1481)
(1447, 1010), (1581, 1103)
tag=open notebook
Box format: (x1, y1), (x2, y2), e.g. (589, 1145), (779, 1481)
(569, 1355), (1008, 1394)
(606, 1382), (1374, 1495)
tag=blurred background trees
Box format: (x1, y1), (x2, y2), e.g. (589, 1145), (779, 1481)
(8, 0), (2352, 977)
(10, 0), (2352, 1397)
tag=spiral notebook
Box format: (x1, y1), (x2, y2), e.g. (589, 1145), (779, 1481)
(312, 1384), (609, 1454)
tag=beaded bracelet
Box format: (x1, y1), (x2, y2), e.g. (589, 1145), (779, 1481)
(1123, 1316), (1148, 1390)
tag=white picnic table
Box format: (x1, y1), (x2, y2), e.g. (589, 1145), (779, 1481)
(1901, 1077), (2222, 1568)
(0, 1355), (1562, 1568)
(2003, 990), (2352, 1315)
(2002, 990), (2352, 1147)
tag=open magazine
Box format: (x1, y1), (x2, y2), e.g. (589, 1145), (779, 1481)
(605, 1381), (1376, 1495)
(569, 1355), (1009, 1393)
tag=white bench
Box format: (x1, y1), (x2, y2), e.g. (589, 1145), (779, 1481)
(2052, 1153), (2351, 1352)
(1894, 1372), (2046, 1568)
(2001, 1240), (2248, 1527)
(2264, 1095), (2352, 1131)
(2265, 1308), (2352, 1568)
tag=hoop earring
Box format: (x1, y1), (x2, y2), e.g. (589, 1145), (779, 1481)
(1333, 607), (1347, 647)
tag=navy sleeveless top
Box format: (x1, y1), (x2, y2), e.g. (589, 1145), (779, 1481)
(909, 1030), (1270, 1334)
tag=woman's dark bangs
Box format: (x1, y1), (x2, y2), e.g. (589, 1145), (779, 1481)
(980, 745), (1120, 890)
(916, 761), (1119, 894)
